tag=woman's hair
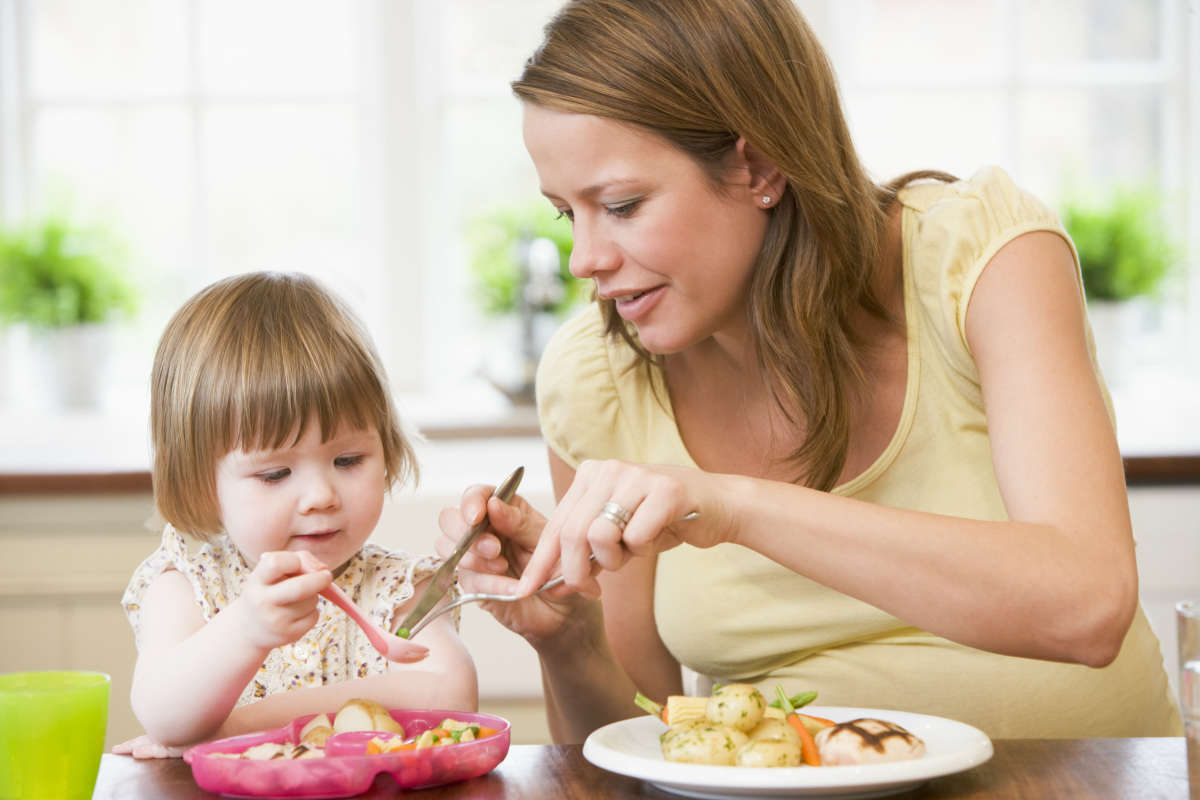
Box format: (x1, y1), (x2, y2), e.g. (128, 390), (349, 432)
(150, 271), (417, 538)
(515, 0), (951, 490)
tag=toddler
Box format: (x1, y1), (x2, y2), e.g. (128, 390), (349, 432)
(114, 272), (476, 758)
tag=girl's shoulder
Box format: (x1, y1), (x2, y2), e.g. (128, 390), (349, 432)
(122, 525), (248, 641)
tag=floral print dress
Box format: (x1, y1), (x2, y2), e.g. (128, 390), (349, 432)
(122, 525), (450, 707)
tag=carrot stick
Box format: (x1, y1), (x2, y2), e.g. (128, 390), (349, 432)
(776, 685), (821, 766)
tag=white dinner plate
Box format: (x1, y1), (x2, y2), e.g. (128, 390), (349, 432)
(582, 706), (993, 799)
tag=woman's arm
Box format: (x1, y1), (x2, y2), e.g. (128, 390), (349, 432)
(520, 231), (1135, 668)
(538, 450), (682, 744)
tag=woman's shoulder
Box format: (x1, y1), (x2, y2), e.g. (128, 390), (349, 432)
(899, 166), (1063, 243)
(898, 167), (1070, 367)
(535, 305), (652, 468)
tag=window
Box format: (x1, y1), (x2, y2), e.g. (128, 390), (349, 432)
(1, 0), (1196, 426)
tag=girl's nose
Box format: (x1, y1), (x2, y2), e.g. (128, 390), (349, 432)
(300, 473), (340, 513)
(568, 219), (621, 279)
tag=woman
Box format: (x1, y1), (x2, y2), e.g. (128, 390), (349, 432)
(438, 0), (1180, 742)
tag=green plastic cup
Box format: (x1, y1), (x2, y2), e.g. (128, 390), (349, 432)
(0, 671), (110, 800)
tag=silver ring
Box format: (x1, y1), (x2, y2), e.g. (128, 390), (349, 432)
(599, 501), (633, 530)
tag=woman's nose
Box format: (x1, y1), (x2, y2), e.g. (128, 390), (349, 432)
(568, 219), (620, 279)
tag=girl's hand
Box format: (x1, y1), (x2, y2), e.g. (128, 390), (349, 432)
(234, 551), (332, 651)
(112, 733), (188, 759)
(436, 487), (594, 643)
(514, 460), (733, 597)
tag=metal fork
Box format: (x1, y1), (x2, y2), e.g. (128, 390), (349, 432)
(404, 511), (700, 639)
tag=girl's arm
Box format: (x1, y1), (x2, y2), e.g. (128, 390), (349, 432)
(130, 553), (330, 746)
(131, 561), (476, 747)
(520, 231), (1136, 669)
(213, 608), (477, 739)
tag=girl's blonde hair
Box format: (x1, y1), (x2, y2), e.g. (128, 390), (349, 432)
(515, 0), (950, 490)
(151, 271), (417, 538)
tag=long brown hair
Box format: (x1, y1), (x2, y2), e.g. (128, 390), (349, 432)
(515, 0), (950, 490)
(151, 272), (417, 538)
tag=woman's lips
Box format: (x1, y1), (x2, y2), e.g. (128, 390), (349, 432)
(612, 285), (665, 322)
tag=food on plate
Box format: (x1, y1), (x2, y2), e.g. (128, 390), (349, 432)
(705, 682), (767, 732)
(213, 741), (326, 760)
(635, 684), (925, 768)
(734, 737), (802, 767)
(209, 699), (503, 760)
(814, 718), (927, 765)
(333, 698), (405, 736)
(660, 721), (749, 766)
(299, 713), (334, 747)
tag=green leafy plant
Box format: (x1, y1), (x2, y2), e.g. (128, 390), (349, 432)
(1060, 184), (1176, 302)
(466, 201), (584, 316)
(0, 217), (137, 327)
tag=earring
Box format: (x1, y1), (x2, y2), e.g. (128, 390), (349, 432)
(761, 195), (772, 206)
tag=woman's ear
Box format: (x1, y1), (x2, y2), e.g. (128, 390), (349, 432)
(734, 137), (786, 209)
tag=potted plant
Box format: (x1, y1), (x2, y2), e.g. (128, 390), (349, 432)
(466, 201), (583, 403)
(1060, 184), (1177, 384)
(0, 217), (137, 409)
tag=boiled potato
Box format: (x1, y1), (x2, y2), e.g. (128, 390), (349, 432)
(746, 717), (802, 746)
(661, 723), (749, 765)
(300, 713), (334, 747)
(333, 698), (404, 736)
(735, 738), (802, 767)
(705, 683), (766, 732)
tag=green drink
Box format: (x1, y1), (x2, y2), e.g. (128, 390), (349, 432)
(0, 671), (110, 800)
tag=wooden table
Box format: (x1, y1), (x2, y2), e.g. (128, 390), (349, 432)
(93, 739), (1192, 799)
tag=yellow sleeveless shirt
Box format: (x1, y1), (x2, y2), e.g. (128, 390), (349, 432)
(535, 166), (1181, 738)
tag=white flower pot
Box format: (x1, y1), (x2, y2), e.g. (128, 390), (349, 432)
(27, 323), (112, 410)
(1087, 299), (1147, 388)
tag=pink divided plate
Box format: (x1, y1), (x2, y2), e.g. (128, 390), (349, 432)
(184, 709), (510, 799)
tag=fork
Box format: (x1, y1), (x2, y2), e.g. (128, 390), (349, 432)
(403, 511), (700, 639)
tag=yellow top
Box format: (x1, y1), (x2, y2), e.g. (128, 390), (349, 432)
(535, 166), (1181, 738)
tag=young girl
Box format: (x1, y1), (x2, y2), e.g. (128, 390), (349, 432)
(115, 271), (476, 758)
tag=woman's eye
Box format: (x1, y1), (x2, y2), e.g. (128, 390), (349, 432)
(606, 199), (641, 218)
(335, 455), (365, 469)
(554, 208), (574, 222)
(259, 469), (290, 484)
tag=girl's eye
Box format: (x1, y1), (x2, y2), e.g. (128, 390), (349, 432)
(259, 469), (290, 484)
(606, 199), (641, 218)
(554, 208), (574, 222)
(335, 455), (365, 469)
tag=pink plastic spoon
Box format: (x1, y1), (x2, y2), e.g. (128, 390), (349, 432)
(296, 550), (428, 663)
(319, 582), (429, 663)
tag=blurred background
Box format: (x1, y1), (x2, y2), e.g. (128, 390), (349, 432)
(1, 0), (1198, 749)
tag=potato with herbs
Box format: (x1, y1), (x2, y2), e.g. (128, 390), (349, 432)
(661, 722), (750, 765)
(746, 717), (802, 746)
(705, 683), (767, 732)
(735, 737), (802, 767)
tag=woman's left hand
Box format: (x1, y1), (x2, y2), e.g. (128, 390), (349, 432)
(514, 459), (735, 597)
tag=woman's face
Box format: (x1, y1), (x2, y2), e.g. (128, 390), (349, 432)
(523, 104), (770, 354)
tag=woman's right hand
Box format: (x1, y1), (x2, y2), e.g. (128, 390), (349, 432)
(436, 486), (596, 644)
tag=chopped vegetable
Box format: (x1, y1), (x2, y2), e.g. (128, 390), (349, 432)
(768, 690), (817, 711)
(634, 691), (669, 723)
(775, 686), (821, 766)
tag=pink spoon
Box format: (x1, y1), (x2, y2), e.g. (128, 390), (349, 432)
(297, 551), (428, 663)
(319, 582), (429, 663)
